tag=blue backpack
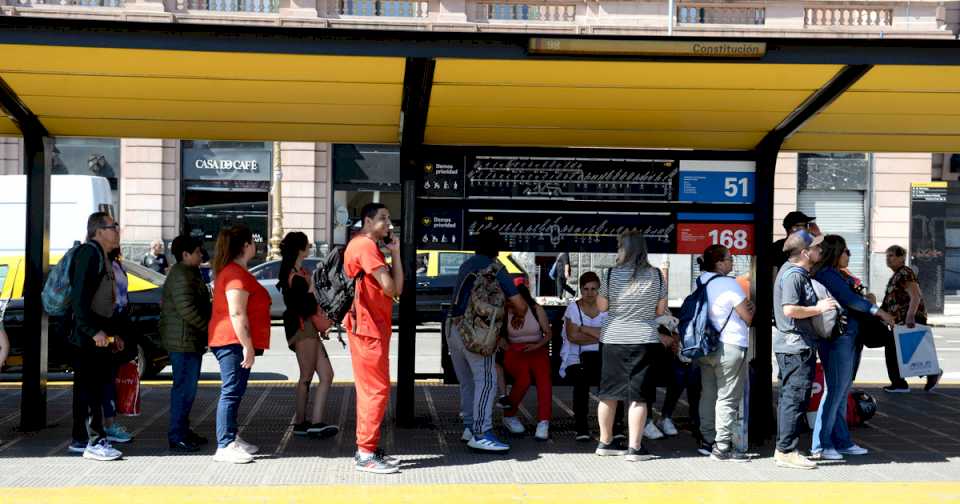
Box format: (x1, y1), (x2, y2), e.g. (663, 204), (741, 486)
(41, 242), (101, 317)
(678, 274), (733, 360)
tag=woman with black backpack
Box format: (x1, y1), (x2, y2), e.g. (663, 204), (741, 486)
(277, 231), (339, 438)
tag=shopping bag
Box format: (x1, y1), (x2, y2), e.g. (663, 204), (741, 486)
(893, 324), (940, 379)
(115, 361), (141, 416)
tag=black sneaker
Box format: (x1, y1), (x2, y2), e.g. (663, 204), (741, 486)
(307, 423), (340, 438)
(293, 422), (311, 436)
(697, 440), (714, 456)
(595, 439), (628, 456)
(882, 385), (910, 394)
(187, 431), (209, 446)
(496, 395), (511, 409)
(626, 446), (657, 462)
(710, 446), (750, 463)
(169, 439), (201, 453)
(612, 433), (627, 442)
(925, 369), (944, 392)
(575, 430), (591, 442)
(355, 451), (399, 474)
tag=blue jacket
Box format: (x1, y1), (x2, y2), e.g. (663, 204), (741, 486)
(813, 266), (874, 338)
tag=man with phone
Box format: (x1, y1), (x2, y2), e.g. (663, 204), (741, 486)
(343, 203), (404, 474)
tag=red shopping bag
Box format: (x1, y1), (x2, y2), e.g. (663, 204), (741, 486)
(115, 361), (141, 416)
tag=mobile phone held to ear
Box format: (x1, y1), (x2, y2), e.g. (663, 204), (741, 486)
(382, 231), (393, 245)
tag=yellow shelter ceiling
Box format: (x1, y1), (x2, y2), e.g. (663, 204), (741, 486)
(0, 44), (405, 143)
(426, 58), (843, 150)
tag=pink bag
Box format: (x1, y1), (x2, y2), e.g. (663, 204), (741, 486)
(115, 361), (141, 416)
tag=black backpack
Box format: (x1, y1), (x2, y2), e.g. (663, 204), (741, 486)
(312, 245), (364, 330)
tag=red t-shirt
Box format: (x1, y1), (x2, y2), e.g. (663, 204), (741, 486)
(209, 262), (272, 350)
(343, 235), (393, 339)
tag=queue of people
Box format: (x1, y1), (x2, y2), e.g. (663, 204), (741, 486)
(59, 208), (939, 474)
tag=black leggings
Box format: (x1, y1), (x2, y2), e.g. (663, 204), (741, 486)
(566, 350), (625, 433)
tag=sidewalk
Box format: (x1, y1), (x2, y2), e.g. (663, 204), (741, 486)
(0, 383), (957, 503)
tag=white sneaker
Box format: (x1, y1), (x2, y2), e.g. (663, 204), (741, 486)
(213, 442), (254, 464)
(811, 448), (843, 461)
(534, 421), (549, 441)
(643, 420), (665, 440)
(461, 428), (473, 443)
(234, 436), (259, 455)
(82, 439), (122, 461)
(657, 418), (679, 437)
(838, 444), (869, 456)
(503, 416), (525, 434)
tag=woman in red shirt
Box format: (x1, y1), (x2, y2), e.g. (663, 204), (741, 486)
(208, 224), (271, 464)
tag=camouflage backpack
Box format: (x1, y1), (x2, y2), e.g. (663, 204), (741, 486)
(450, 262), (506, 356)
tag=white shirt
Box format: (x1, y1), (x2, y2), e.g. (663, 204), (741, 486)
(698, 272), (749, 349)
(559, 300), (608, 377)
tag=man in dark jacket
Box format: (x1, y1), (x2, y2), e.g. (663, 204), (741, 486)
(160, 235), (212, 452)
(69, 212), (124, 461)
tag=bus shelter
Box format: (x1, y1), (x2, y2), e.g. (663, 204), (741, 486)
(2, 17), (960, 444)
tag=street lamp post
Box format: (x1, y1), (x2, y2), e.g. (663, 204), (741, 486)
(269, 141), (283, 260)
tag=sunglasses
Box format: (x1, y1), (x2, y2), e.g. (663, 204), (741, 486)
(843, 249), (851, 256)
(99, 223), (120, 231)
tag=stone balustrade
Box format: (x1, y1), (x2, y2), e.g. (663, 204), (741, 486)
(804, 5), (893, 26)
(677, 4), (765, 25)
(473, 2), (576, 22)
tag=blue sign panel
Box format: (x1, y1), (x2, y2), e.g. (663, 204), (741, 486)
(679, 171), (755, 203)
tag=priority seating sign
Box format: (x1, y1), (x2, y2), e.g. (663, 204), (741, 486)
(893, 324), (940, 378)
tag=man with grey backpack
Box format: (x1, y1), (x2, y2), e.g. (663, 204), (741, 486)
(447, 229), (528, 453)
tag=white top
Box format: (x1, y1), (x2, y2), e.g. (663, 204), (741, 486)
(698, 272), (749, 349)
(559, 300), (608, 378)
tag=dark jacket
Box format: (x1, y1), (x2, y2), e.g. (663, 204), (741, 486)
(69, 240), (117, 347)
(160, 262), (212, 354)
(279, 269), (318, 343)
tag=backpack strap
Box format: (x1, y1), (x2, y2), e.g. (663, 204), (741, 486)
(605, 268), (612, 311)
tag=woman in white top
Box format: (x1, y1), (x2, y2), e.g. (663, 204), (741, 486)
(695, 245), (755, 462)
(561, 271), (609, 441)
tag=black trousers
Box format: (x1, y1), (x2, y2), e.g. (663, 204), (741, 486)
(72, 344), (114, 445)
(566, 350), (625, 434)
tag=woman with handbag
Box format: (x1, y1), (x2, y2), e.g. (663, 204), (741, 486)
(501, 278), (554, 441)
(811, 235), (894, 461)
(277, 231), (339, 438)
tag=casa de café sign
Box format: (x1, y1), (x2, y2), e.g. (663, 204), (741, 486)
(182, 147), (272, 182)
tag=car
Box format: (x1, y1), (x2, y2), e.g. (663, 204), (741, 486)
(415, 250), (527, 323)
(248, 258), (324, 319)
(0, 254), (169, 379)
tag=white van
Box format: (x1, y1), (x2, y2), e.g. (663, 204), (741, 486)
(0, 174), (115, 256)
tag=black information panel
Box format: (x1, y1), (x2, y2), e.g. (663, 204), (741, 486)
(464, 211), (675, 253)
(466, 156), (677, 201)
(910, 183), (947, 314)
(421, 157), (466, 199)
(416, 207), (464, 250)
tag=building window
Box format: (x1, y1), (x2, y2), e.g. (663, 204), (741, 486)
(181, 141), (272, 266)
(51, 137), (121, 213)
(332, 144), (401, 245)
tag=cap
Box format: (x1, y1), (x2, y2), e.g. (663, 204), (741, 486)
(783, 230), (825, 255)
(782, 211), (816, 231)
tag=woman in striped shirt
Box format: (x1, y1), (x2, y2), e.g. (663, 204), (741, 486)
(595, 230), (669, 462)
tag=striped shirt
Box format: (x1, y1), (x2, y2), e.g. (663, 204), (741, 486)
(600, 265), (666, 345)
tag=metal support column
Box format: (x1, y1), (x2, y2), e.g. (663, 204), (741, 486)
(396, 58), (435, 426)
(1, 76), (52, 431)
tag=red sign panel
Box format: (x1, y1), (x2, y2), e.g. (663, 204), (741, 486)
(677, 223), (755, 255)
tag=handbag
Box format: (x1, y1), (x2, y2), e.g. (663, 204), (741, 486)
(853, 310), (890, 348)
(115, 360), (141, 416)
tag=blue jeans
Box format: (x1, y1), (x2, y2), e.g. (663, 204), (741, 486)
(213, 345), (251, 448)
(168, 351), (203, 443)
(812, 332), (856, 453)
(775, 349), (816, 453)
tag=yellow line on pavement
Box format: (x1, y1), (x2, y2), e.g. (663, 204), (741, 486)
(1, 482), (959, 504)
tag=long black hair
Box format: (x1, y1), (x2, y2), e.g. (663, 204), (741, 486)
(277, 231), (309, 292)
